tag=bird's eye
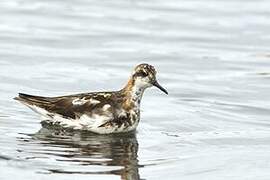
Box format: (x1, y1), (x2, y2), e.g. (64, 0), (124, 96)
(140, 71), (148, 77)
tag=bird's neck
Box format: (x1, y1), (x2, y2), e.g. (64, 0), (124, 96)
(121, 78), (146, 110)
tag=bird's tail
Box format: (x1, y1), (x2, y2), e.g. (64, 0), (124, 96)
(14, 93), (53, 117)
(14, 93), (49, 105)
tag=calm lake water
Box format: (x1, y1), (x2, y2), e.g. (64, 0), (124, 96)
(1, 0), (270, 179)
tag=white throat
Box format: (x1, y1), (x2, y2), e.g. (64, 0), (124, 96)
(130, 79), (149, 106)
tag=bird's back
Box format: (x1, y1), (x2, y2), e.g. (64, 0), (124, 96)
(15, 92), (118, 118)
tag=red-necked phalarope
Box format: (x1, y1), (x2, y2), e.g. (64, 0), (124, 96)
(14, 63), (168, 134)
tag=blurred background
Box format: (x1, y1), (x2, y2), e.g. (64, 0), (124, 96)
(0, 0), (270, 179)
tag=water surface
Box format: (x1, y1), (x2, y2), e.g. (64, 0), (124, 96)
(1, 0), (270, 179)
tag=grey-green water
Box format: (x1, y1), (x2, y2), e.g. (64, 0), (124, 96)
(1, 0), (270, 179)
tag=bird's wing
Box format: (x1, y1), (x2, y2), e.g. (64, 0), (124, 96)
(14, 93), (113, 119)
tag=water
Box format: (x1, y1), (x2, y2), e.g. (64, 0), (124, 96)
(1, 0), (270, 179)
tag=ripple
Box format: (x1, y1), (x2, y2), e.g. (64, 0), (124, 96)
(1, 0), (270, 179)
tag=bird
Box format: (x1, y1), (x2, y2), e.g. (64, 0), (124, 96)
(14, 63), (168, 134)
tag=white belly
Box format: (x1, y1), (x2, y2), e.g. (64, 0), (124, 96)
(41, 113), (139, 134)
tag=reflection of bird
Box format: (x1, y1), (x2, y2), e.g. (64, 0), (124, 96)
(25, 128), (142, 179)
(14, 64), (168, 134)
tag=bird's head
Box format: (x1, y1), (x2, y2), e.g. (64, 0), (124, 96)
(131, 63), (168, 95)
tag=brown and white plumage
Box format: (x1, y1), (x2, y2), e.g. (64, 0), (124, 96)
(14, 63), (168, 134)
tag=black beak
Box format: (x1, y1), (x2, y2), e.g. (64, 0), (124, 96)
(153, 81), (168, 95)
